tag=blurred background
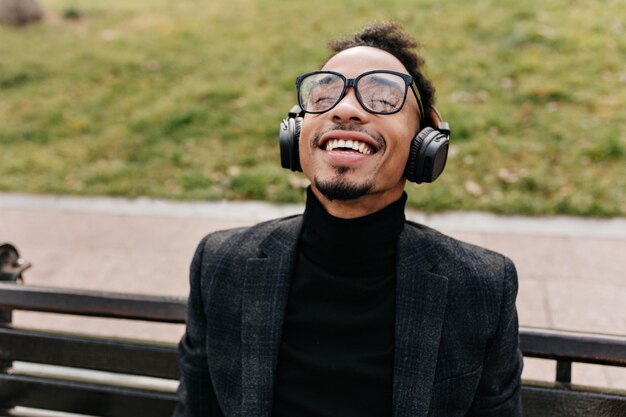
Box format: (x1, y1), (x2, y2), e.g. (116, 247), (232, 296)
(1, 0), (624, 214)
(1, 0), (625, 388)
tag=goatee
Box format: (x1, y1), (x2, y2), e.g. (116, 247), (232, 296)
(314, 177), (373, 201)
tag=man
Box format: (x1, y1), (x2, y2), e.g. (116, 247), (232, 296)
(175, 22), (522, 417)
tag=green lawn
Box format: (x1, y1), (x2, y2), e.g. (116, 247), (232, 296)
(1, 0), (624, 216)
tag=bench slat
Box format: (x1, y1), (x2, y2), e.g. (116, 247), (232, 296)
(520, 327), (626, 367)
(522, 383), (626, 417)
(0, 282), (186, 323)
(0, 327), (179, 380)
(0, 374), (177, 417)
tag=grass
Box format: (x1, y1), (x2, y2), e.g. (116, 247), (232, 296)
(0, 0), (624, 216)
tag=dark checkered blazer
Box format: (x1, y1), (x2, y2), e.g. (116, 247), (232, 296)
(174, 215), (522, 417)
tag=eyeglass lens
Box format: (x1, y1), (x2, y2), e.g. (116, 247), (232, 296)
(299, 72), (408, 114)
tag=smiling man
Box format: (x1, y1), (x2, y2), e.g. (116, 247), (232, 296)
(174, 22), (522, 417)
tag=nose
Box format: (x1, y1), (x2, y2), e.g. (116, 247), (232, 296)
(329, 87), (370, 124)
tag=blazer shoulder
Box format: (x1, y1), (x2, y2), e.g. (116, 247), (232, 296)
(404, 220), (517, 286)
(195, 214), (302, 261)
(405, 220), (513, 264)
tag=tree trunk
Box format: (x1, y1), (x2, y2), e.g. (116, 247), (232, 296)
(0, 0), (44, 26)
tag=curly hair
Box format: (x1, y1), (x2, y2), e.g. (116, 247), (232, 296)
(327, 22), (437, 128)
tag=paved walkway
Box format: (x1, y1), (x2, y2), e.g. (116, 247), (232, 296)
(1, 193), (625, 389)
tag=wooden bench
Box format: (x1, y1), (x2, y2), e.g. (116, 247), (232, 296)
(0, 281), (184, 417)
(1, 246), (625, 417)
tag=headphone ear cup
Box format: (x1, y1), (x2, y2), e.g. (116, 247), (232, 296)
(279, 115), (303, 172)
(405, 127), (429, 183)
(292, 117), (302, 172)
(405, 127), (449, 183)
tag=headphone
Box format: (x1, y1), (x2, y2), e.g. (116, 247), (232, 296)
(279, 105), (451, 183)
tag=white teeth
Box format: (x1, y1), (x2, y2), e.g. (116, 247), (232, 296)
(325, 139), (373, 154)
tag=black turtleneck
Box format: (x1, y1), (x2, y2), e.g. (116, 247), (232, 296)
(272, 188), (406, 417)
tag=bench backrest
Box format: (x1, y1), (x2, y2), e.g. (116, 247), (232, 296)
(0, 282), (183, 417)
(1, 281), (625, 417)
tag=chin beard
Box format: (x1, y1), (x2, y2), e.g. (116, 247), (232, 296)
(314, 177), (373, 201)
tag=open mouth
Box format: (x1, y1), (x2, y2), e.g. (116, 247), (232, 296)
(324, 139), (374, 155)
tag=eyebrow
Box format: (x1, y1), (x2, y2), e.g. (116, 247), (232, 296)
(362, 75), (403, 90)
(317, 75), (338, 85)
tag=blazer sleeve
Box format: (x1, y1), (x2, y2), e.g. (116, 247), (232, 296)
(468, 257), (523, 417)
(173, 238), (225, 417)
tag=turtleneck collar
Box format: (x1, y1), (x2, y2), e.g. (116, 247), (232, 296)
(300, 187), (407, 277)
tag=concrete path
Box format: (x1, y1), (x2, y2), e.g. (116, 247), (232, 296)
(1, 193), (625, 389)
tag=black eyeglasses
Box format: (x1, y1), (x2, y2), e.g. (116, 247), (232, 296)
(296, 70), (424, 118)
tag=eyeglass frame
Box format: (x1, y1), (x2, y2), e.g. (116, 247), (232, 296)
(295, 69), (424, 120)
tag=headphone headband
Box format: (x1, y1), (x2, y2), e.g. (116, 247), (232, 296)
(429, 107), (450, 137)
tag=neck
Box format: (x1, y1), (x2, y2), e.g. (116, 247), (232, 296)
(301, 187), (407, 277)
(309, 184), (405, 219)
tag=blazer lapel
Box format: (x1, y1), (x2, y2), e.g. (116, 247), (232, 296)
(240, 217), (302, 417)
(393, 225), (449, 417)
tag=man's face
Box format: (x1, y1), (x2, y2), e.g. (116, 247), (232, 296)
(298, 46), (420, 216)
